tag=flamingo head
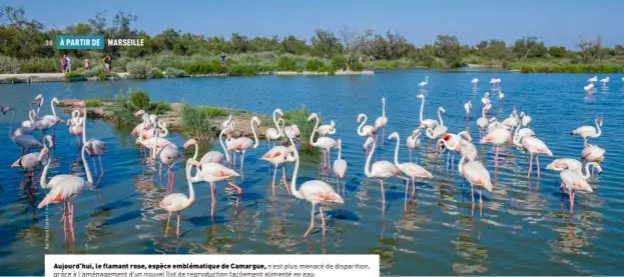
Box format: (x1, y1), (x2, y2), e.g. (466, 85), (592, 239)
(357, 113), (365, 123)
(411, 129), (422, 139)
(594, 163), (603, 175)
(51, 97), (60, 106)
(11, 157), (22, 168)
(306, 113), (317, 122)
(416, 94), (424, 99)
(387, 132), (399, 141)
(330, 120), (335, 127)
(363, 137), (374, 151)
(1, 106), (14, 115)
(596, 117), (603, 126)
(183, 139), (197, 149)
(381, 97), (385, 104)
(226, 132), (233, 140)
(252, 116), (261, 127)
(439, 107), (446, 113)
(55, 117), (64, 124)
(34, 94), (43, 103)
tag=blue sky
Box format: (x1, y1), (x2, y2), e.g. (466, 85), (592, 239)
(4, 0), (622, 48)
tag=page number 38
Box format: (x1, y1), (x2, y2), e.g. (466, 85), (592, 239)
(45, 40), (53, 46)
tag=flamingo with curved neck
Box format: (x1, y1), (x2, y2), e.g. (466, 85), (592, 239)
(309, 113), (338, 170)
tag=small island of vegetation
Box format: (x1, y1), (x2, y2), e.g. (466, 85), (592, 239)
(0, 5), (623, 79)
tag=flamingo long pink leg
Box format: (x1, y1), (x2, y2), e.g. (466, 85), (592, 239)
(70, 203), (75, 241)
(495, 145), (500, 168)
(210, 182), (216, 217)
(319, 206), (326, 236)
(303, 204), (315, 238)
(165, 212), (171, 236)
(380, 179), (386, 215)
(176, 213), (181, 238)
(536, 155), (541, 179)
(271, 164), (278, 190)
(227, 181), (242, 194)
(527, 153), (533, 177)
(569, 190), (575, 214)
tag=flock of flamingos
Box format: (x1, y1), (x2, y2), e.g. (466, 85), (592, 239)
(0, 75), (610, 242)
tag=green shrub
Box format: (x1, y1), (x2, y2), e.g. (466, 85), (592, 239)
(130, 89), (151, 110)
(64, 71), (84, 80)
(0, 55), (20, 73)
(258, 65), (277, 72)
(327, 66), (337, 75)
(229, 64), (258, 76)
(277, 56), (297, 71)
(85, 99), (103, 107)
(282, 106), (320, 154)
(305, 59), (325, 71)
(350, 61), (365, 71)
(149, 101), (171, 114)
(331, 56), (347, 70)
(317, 66), (327, 72)
(152, 68), (164, 78)
(126, 61), (153, 79)
(184, 61), (227, 75)
(165, 67), (186, 77)
(20, 58), (57, 73)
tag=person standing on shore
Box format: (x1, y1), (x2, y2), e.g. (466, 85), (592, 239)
(220, 52), (226, 65)
(84, 59), (89, 70)
(66, 55), (72, 72)
(61, 55), (67, 73)
(104, 55), (112, 72)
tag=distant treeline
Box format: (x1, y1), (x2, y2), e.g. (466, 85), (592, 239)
(1, 6), (623, 73)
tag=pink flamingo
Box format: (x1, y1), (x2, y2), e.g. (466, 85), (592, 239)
(37, 107), (95, 241)
(152, 130), (181, 190)
(226, 116), (261, 171)
(6, 107), (46, 154)
(571, 118), (602, 140)
(308, 113), (338, 170)
(159, 159), (197, 237)
(464, 101), (472, 120)
(546, 158), (582, 173)
(374, 98), (388, 142)
(480, 127), (511, 168)
(458, 153), (493, 215)
(11, 138), (51, 178)
(286, 132), (344, 238)
(513, 134), (553, 178)
(184, 128), (232, 165)
(363, 138), (405, 214)
(261, 143), (296, 191)
(265, 109), (284, 148)
(388, 132), (433, 208)
(559, 162), (601, 214)
(190, 160), (242, 217)
(406, 129), (422, 162)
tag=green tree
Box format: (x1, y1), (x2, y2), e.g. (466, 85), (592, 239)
(339, 26), (373, 70)
(433, 34), (463, 67)
(548, 46), (567, 58)
(310, 29), (343, 58)
(280, 35), (308, 55)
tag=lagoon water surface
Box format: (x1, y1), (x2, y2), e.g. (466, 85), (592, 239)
(1, 70), (623, 276)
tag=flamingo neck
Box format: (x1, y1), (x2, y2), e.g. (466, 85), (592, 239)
(582, 163), (593, 180)
(337, 142), (342, 160)
(29, 109), (35, 123)
(437, 108), (444, 126)
(595, 119), (602, 137)
(273, 110), (282, 135)
(310, 115), (320, 146)
(392, 136), (400, 166)
(219, 129), (230, 163)
(364, 140), (375, 177)
(50, 99), (57, 118)
(40, 154), (52, 188)
(287, 134), (302, 199)
(37, 96), (44, 116)
(458, 155), (466, 175)
(251, 118), (259, 148)
(357, 115), (367, 136)
(81, 108), (93, 184)
(186, 162), (195, 203)
(191, 141), (198, 160)
(381, 100), (386, 117)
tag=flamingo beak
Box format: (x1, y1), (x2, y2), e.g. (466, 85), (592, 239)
(598, 169), (602, 175)
(56, 118), (64, 123)
(227, 133), (233, 139)
(11, 160), (20, 167)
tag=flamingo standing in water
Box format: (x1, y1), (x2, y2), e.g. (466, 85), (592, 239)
(458, 152), (493, 215)
(85, 138), (108, 177)
(265, 109), (284, 148)
(6, 107), (46, 154)
(191, 159), (242, 217)
(416, 94), (438, 146)
(559, 162), (602, 214)
(513, 134), (553, 178)
(226, 116), (261, 171)
(388, 132), (433, 207)
(261, 142), (295, 191)
(418, 76), (429, 88)
(159, 158), (197, 237)
(584, 83), (595, 92)
(581, 138), (605, 178)
(67, 111), (84, 147)
(599, 76), (609, 87)
(571, 118), (602, 140)
(471, 78), (479, 88)
(315, 119), (336, 136)
(464, 101), (472, 120)
(286, 132), (344, 238)
(308, 113), (338, 170)
(481, 92), (491, 105)
(14, 110), (37, 136)
(137, 120), (175, 158)
(480, 127), (511, 168)
(332, 139), (347, 194)
(587, 76), (598, 84)
(363, 138), (404, 214)
(520, 112), (532, 127)
(406, 129), (422, 162)
(374, 98), (388, 142)
(11, 136), (52, 177)
(37, 107), (94, 241)
(36, 97), (64, 140)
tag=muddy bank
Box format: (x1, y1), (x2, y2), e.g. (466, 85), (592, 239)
(58, 99), (271, 139)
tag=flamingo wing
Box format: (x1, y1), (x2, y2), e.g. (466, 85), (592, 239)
(299, 180), (344, 203)
(159, 193), (190, 212)
(463, 161), (492, 191)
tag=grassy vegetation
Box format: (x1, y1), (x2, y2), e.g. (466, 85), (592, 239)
(507, 61), (624, 73)
(180, 104), (227, 139)
(85, 99), (103, 107)
(282, 106), (321, 154)
(111, 87), (171, 125)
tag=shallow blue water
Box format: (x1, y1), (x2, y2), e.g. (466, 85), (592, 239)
(1, 70), (623, 276)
